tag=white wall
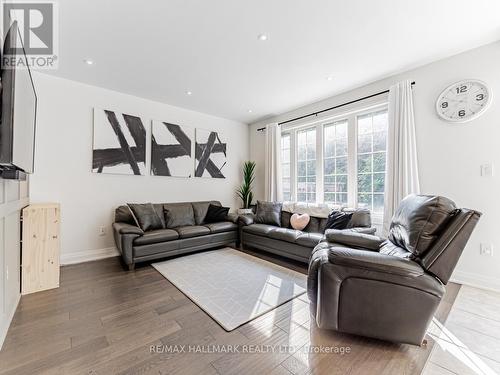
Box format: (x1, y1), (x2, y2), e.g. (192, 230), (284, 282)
(0, 179), (28, 349)
(30, 73), (249, 264)
(250, 41), (500, 291)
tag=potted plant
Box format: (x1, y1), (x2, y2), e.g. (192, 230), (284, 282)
(236, 161), (256, 215)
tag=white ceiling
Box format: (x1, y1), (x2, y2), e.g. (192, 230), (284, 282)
(45, 0), (500, 123)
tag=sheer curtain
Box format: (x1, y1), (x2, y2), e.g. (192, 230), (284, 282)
(264, 123), (283, 202)
(383, 80), (420, 234)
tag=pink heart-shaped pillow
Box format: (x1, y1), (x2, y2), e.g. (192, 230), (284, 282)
(290, 213), (310, 231)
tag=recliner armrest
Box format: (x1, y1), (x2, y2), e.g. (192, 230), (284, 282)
(113, 222), (143, 235)
(325, 229), (383, 250)
(344, 227), (377, 235)
(328, 247), (425, 277)
(238, 214), (255, 226)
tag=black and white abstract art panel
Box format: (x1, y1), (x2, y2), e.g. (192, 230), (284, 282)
(151, 121), (194, 177)
(195, 128), (227, 178)
(92, 109), (147, 175)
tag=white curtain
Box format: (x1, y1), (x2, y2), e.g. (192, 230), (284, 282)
(383, 80), (420, 234)
(264, 123), (283, 202)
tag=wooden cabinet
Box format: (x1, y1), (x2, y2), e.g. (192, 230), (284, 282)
(21, 203), (60, 295)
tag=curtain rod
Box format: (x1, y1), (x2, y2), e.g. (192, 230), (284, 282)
(257, 81), (415, 132)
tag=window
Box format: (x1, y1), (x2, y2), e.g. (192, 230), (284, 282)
(280, 105), (388, 218)
(281, 134), (291, 201)
(357, 110), (388, 214)
(296, 128), (316, 203)
(323, 121), (348, 205)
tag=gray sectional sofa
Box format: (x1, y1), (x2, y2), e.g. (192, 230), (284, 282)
(113, 201), (238, 270)
(239, 208), (375, 263)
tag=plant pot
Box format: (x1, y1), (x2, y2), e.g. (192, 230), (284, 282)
(237, 208), (253, 215)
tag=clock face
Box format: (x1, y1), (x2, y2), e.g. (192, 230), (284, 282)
(436, 80), (491, 123)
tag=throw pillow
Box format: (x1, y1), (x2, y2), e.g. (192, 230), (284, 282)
(255, 201), (282, 227)
(164, 203), (195, 228)
(324, 210), (353, 232)
(127, 203), (164, 232)
(204, 204), (230, 223)
(290, 213), (310, 231)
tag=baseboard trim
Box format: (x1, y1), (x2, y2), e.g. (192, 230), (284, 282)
(0, 293), (21, 350)
(451, 270), (500, 293)
(60, 247), (120, 265)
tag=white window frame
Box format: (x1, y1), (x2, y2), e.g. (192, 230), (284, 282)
(281, 101), (388, 224)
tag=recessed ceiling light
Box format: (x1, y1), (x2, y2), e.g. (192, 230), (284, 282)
(186, 91), (192, 96)
(83, 59), (94, 65)
(327, 76), (333, 81)
(247, 109), (253, 113)
(257, 34), (268, 41)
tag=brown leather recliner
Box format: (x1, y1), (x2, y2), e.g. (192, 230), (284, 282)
(307, 194), (481, 345)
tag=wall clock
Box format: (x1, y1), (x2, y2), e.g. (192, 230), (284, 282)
(436, 79), (491, 123)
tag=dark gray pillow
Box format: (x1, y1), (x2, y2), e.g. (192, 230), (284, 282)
(255, 201), (282, 227)
(164, 203), (195, 228)
(127, 203), (164, 232)
(204, 204), (230, 223)
(346, 208), (371, 228)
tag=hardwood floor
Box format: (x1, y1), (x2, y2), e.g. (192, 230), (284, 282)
(0, 247), (460, 375)
(423, 285), (500, 374)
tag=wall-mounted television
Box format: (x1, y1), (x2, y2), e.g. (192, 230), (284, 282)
(0, 20), (37, 180)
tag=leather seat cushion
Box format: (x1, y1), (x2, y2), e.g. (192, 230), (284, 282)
(388, 195), (457, 257)
(175, 225), (210, 238)
(133, 228), (179, 245)
(268, 228), (302, 243)
(204, 221), (237, 234)
(242, 224), (277, 236)
(295, 232), (324, 247)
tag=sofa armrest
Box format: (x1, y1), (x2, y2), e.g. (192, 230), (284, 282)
(238, 214), (255, 226)
(328, 247), (424, 277)
(112, 222), (142, 266)
(113, 222), (143, 235)
(325, 229), (383, 250)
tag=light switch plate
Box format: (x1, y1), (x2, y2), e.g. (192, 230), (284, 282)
(480, 163), (494, 177)
(480, 243), (493, 256)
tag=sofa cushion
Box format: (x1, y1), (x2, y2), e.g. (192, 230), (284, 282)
(303, 216), (322, 233)
(204, 204), (230, 224)
(133, 229), (179, 246)
(255, 201), (282, 227)
(175, 225), (210, 238)
(204, 221), (238, 234)
(127, 203), (164, 231)
(295, 232), (324, 247)
(281, 211), (292, 228)
(268, 228), (302, 243)
(192, 201), (221, 225)
(164, 203), (195, 228)
(242, 224), (276, 236)
(388, 195), (457, 257)
(115, 205), (136, 225)
(346, 208), (371, 228)
(152, 204), (167, 228)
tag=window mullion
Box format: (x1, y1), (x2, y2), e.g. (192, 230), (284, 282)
(347, 114), (357, 208)
(316, 123), (323, 204)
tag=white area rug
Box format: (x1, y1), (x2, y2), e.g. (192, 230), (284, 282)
(152, 248), (307, 331)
